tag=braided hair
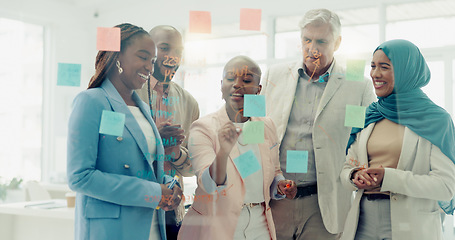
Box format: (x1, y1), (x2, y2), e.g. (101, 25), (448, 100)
(88, 23), (149, 89)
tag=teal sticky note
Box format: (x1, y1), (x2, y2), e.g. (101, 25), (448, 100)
(346, 59), (365, 82)
(57, 63), (81, 86)
(99, 110), (125, 136)
(233, 150), (261, 178)
(243, 94), (266, 117)
(242, 121), (264, 144)
(286, 150), (308, 173)
(344, 105), (366, 128)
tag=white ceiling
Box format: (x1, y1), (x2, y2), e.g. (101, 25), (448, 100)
(1, 0), (454, 35)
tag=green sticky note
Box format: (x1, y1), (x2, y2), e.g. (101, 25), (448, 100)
(346, 59), (365, 82)
(57, 63), (81, 86)
(242, 121), (264, 144)
(244, 94), (266, 117)
(345, 105), (366, 128)
(233, 150), (261, 178)
(99, 110), (125, 136)
(286, 150), (308, 173)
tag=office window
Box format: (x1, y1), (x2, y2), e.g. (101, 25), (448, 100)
(0, 18), (44, 181)
(453, 59), (455, 118)
(386, 17), (455, 49)
(338, 24), (379, 56)
(423, 61), (445, 108)
(275, 31), (301, 60)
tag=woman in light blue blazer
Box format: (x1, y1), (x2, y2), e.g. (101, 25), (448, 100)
(67, 23), (183, 240)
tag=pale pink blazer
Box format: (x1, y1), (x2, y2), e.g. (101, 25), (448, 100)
(178, 107), (283, 240)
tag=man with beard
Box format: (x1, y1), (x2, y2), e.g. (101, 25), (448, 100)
(136, 25), (199, 240)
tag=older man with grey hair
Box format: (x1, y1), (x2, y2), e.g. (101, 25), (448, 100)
(261, 9), (375, 239)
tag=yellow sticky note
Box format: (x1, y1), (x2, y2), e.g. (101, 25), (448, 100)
(242, 121), (264, 144)
(346, 59), (366, 82)
(344, 105), (366, 128)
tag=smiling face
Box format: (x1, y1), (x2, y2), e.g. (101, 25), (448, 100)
(370, 49), (395, 97)
(151, 28), (183, 83)
(301, 22), (341, 78)
(221, 57), (261, 117)
(117, 34), (156, 90)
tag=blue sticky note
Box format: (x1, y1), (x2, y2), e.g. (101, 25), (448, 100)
(242, 121), (264, 144)
(286, 150), (308, 173)
(243, 94), (266, 117)
(233, 150), (261, 179)
(344, 105), (366, 128)
(99, 110), (125, 136)
(57, 63), (81, 86)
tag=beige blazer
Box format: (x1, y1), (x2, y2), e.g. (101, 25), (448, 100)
(178, 107), (283, 240)
(261, 59), (376, 233)
(340, 123), (455, 240)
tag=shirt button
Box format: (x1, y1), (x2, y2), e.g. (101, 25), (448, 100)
(124, 164), (130, 169)
(117, 136), (123, 141)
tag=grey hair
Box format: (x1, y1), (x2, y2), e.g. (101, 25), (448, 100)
(299, 9), (341, 40)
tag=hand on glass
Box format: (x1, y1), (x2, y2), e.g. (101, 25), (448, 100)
(217, 122), (241, 155)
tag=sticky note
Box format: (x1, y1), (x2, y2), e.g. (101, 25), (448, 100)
(233, 150), (261, 179)
(344, 105), (366, 128)
(189, 11), (211, 33)
(286, 150), (308, 173)
(240, 8), (262, 31)
(243, 94), (265, 117)
(346, 59), (366, 82)
(96, 27), (121, 51)
(99, 110), (125, 136)
(242, 121), (264, 144)
(57, 63), (81, 86)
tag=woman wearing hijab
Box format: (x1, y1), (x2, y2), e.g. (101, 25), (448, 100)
(340, 39), (455, 240)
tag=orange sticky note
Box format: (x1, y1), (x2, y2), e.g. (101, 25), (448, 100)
(96, 27), (121, 51)
(240, 8), (262, 31)
(189, 11), (211, 33)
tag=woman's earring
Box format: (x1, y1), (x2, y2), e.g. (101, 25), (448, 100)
(116, 60), (123, 74)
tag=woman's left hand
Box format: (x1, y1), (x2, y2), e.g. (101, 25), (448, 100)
(278, 180), (297, 199)
(366, 166), (385, 187)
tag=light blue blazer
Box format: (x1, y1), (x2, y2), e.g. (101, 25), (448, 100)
(67, 79), (171, 240)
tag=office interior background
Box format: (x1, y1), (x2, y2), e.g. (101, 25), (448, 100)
(1, 0), (455, 238)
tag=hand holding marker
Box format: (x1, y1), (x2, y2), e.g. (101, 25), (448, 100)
(157, 175), (179, 210)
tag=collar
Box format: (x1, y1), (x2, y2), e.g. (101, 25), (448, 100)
(298, 59), (335, 83)
(149, 76), (171, 96)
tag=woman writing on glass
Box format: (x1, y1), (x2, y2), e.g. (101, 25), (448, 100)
(178, 56), (296, 240)
(67, 23), (182, 240)
(340, 39), (455, 240)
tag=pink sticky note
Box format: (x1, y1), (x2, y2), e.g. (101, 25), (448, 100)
(189, 11), (211, 33)
(240, 8), (262, 31)
(96, 27), (121, 51)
